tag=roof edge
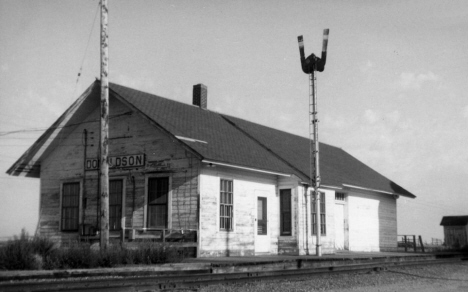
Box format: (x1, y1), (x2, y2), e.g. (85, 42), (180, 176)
(6, 81), (99, 177)
(343, 183), (416, 198)
(202, 159), (292, 177)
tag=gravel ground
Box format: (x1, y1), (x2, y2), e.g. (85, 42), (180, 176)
(200, 262), (468, 292)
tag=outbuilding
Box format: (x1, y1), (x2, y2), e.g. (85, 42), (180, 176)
(440, 216), (468, 247)
(7, 81), (416, 256)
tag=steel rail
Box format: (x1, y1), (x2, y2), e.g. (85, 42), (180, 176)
(0, 257), (465, 292)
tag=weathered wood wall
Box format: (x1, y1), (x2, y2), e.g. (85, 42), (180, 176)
(39, 95), (200, 244)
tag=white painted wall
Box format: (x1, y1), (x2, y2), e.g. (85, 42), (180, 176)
(299, 188), (336, 255)
(346, 190), (397, 252)
(347, 191), (380, 252)
(198, 166), (280, 257)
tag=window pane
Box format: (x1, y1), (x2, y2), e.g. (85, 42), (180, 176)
(312, 192), (326, 235)
(280, 189), (291, 235)
(147, 177), (169, 228)
(220, 179), (233, 231)
(62, 182), (79, 231)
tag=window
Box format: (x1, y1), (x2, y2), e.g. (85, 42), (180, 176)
(257, 197), (267, 235)
(280, 189), (292, 235)
(220, 179), (233, 231)
(61, 182), (80, 231)
(335, 192), (345, 201)
(312, 192), (326, 235)
(109, 179), (123, 231)
(147, 177), (169, 228)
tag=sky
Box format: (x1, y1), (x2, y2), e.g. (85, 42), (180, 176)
(0, 0), (467, 243)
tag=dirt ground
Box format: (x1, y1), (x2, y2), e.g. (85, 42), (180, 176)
(200, 262), (468, 292)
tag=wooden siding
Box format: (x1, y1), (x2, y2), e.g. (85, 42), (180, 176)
(443, 225), (468, 247)
(199, 166), (280, 257)
(38, 96), (200, 244)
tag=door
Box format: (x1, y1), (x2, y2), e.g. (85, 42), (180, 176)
(109, 180), (123, 231)
(255, 196), (270, 253)
(334, 203), (346, 250)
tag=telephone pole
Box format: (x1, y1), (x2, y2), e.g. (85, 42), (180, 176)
(100, 0), (109, 250)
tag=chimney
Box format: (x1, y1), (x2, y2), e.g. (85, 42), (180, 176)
(193, 84), (207, 109)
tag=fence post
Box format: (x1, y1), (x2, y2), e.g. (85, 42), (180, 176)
(419, 236), (425, 253)
(413, 235), (417, 252)
(404, 235), (408, 252)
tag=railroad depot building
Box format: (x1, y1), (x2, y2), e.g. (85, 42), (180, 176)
(7, 81), (415, 257)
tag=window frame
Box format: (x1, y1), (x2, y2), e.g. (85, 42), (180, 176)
(219, 179), (234, 231)
(335, 192), (346, 202)
(144, 175), (172, 229)
(279, 188), (292, 236)
(60, 180), (82, 232)
(312, 191), (326, 235)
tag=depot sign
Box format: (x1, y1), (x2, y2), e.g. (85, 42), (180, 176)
(85, 154), (145, 171)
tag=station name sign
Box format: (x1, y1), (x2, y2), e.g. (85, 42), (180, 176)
(85, 154), (145, 171)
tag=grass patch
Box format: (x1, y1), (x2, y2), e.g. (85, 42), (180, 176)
(0, 229), (186, 270)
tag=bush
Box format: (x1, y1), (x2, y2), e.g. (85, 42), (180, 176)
(0, 230), (186, 270)
(50, 242), (95, 269)
(0, 229), (55, 270)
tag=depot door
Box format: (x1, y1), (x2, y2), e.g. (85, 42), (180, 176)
(255, 197), (270, 253)
(334, 203), (346, 250)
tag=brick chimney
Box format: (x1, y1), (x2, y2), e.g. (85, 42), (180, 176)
(193, 84), (207, 109)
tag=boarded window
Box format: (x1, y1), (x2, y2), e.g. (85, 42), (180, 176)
(220, 179), (233, 231)
(61, 182), (80, 231)
(147, 177), (169, 228)
(280, 189), (292, 235)
(109, 179), (123, 231)
(312, 192), (326, 235)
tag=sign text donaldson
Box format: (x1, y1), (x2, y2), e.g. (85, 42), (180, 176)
(85, 154), (145, 171)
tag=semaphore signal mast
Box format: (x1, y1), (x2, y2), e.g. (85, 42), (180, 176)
(297, 29), (329, 257)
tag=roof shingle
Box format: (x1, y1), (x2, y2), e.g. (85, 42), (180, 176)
(111, 82), (415, 198)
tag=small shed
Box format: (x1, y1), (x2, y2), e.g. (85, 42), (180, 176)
(440, 216), (468, 247)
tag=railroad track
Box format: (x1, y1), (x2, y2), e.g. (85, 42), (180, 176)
(1, 257), (465, 292)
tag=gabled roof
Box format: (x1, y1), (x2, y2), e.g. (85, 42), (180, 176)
(8, 81), (416, 198)
(440, 216), (468, 226)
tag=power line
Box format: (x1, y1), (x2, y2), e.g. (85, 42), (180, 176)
(0, 112), (131, 137)
(72, 1), (100, 102)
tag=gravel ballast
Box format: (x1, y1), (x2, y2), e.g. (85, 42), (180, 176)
(200, 262), (468, 292)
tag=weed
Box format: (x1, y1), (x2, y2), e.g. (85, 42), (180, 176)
(0, 230), (186, 270)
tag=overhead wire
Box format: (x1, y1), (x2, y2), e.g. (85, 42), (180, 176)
(0, 112), (131, 137)
(1, 1), (101, 138)
(71, 1), (100, 102)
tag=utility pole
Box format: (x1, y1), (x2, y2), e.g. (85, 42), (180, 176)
(298, 29), (329, 257)
(100, 0), (109, 250)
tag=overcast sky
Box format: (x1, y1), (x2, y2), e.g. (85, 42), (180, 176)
(1, 0), (467, 242)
